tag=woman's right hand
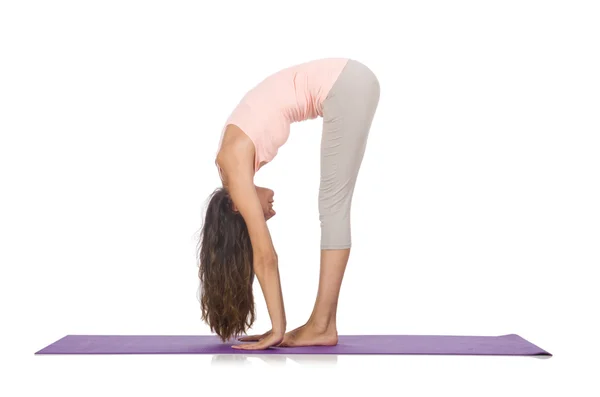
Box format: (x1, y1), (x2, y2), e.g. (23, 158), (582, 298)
(232, 329), (284, 350)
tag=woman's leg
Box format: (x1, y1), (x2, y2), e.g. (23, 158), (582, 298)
(281, 60), (380, 346)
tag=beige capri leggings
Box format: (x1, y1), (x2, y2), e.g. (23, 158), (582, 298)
(319, 59), (380, 249)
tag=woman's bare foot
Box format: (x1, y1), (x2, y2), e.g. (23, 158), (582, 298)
(278, 322), (338, 347)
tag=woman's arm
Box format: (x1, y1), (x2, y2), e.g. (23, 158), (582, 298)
(216, 144), (287, 339)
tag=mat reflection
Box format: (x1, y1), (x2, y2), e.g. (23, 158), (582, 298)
(211, 354), (338, 366)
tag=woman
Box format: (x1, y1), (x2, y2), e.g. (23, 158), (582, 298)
(197, 57), (380, 350)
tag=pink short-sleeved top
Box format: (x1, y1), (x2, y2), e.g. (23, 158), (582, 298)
(216, 58), (349, 178)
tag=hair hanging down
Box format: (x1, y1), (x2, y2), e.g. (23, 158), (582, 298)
(197, 187), (256, 342)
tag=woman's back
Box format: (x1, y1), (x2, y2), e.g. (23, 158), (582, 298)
(217, 58), (349, 172)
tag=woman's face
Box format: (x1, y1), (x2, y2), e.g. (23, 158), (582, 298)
(256, 186), (276, 220)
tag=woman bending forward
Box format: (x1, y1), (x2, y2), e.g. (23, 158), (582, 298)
(198, 58), (380, 350)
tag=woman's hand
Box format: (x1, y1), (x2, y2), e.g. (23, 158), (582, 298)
(232, 329), (284, 350)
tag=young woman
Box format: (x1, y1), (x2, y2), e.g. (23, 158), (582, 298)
(197, 57), (380, 350)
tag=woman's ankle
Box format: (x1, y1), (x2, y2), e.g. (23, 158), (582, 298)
(306, 317), (337, 333)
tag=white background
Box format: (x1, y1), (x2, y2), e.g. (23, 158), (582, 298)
(1, 0), (599, 396)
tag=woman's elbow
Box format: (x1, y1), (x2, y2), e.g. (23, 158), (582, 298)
(253, 252), (278, 273)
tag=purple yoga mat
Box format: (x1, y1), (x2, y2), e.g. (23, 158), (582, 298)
(35, 334), (551, 356)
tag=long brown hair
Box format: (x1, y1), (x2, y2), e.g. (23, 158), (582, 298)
(197, 187), (256, 341)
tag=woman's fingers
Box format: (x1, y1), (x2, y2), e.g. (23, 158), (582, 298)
(233, 330), (280, 350)
(232, 340), (270, 350)
(231, 343), (257, 350)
